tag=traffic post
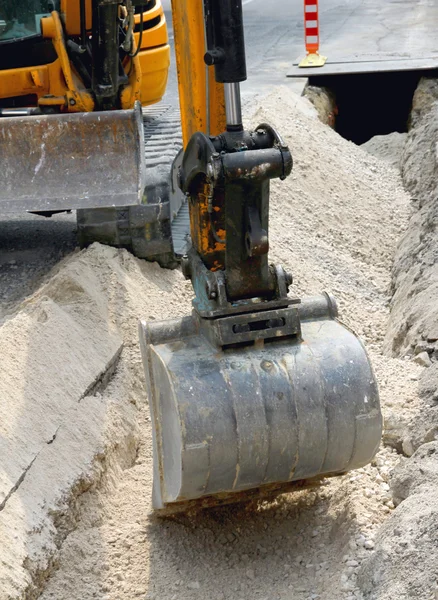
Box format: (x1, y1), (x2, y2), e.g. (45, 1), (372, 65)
(299, 0), (327, 68)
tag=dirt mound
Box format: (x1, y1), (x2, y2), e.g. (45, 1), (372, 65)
(385, 79), (438, 359)
(358, 443), (438, 600)
(382, 77), (438, 456)
(357, 77), (438, 600)
(361, 132), (407, 170)
(0, 245), (191, 599)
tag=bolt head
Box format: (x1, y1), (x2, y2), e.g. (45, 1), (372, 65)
(181, 256), (191, 280)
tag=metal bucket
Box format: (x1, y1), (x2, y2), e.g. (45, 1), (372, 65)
(0, 102), (146, 214)
(139, 295), (382, 513)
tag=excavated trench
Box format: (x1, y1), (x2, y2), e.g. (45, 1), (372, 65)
(1, 79), (438, 600)
(305, 73), (438, 597)
(307, 70), (436, 144)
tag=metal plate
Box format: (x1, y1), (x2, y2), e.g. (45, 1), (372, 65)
(288, 53), (438, 78)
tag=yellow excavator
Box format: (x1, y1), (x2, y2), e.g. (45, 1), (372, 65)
(0, 0), (383, 514)
(0, 0), (180, 264)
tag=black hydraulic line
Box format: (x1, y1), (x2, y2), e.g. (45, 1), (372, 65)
(66, 39), (92, 86)
(129, 5), (145, 58)
(203, 0), (247, 83)
(80, 0), (87, 48)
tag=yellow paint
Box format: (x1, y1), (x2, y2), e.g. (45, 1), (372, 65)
(30, 70), (44, 88)
(120, 54), (142, 109)
(60, 0), (92, 35)
(298, 52), (327, 68)
(188, 184), (226, 267)
(126, 0), (170, 106)
(41, 12), (95, 112)
(1, 3), (169, 111)
(170, 0), (226, 146)
(137, 45), (171, 106)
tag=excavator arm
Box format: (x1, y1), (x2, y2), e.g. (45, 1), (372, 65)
(139, 0), (382, 513)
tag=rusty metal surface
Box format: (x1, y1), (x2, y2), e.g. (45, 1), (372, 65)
(0, 102), (146, 213)
(151, 476), (327, 517)
(139, 294), (382, 513)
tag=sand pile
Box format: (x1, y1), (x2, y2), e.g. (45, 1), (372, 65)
(0, 247), (191, 599)
(1, 87), (420, 600)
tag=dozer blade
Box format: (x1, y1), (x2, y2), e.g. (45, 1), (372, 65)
(0, 102), (146, 214)
(139, 295), (382, 514)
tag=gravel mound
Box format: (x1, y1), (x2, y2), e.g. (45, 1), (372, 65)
(385, 78), (438, 359)
(358, 443), (438, 600)
(0, 245), (192, 599)
(1, 87), (417, 600)
(361, 132), (407, 171)
(382, 78), (438, 456)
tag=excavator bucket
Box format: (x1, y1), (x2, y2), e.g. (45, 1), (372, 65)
(0, 103), (146, 214)
(139, 295), (382, 514)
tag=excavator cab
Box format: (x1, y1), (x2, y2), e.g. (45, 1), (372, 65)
(0, 1), (57, 41)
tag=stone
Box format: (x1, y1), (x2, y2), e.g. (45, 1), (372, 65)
(303, 84), (337, 127)
(414, 351), (432, 367)
(402, 437), (415, 457)
(346, 560), (359, 568)
(187, 581), (200, 590)
(414, 341), (432, 355)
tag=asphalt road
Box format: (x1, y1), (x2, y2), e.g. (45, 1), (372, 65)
(1, 0), (435, 314)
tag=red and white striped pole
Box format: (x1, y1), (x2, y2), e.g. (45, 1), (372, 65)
(299, 0), (326, 68)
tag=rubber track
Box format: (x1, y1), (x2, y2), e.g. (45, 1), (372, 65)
(143, 104), (182, 166)
(142, 105), (189, 256)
